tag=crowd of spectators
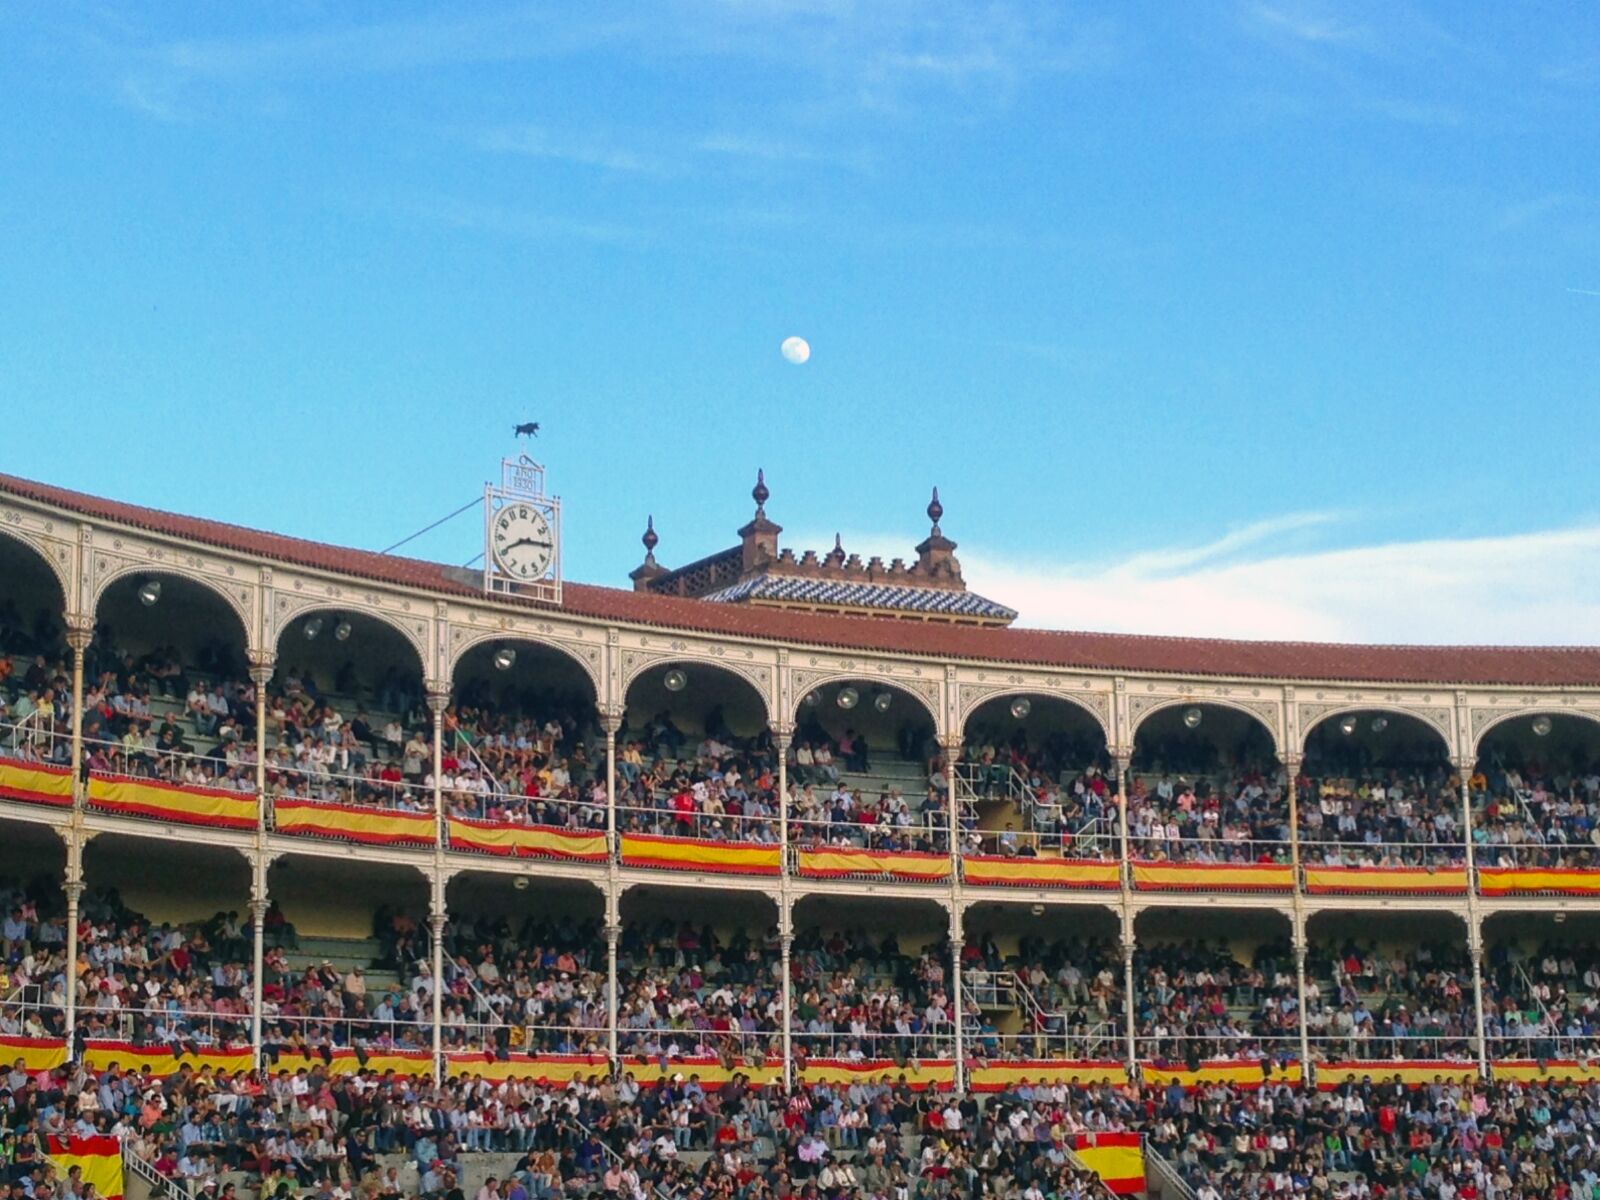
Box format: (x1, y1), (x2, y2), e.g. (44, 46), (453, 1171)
(1305, 941), (1476, 1063)
(0, 600), (71, 766)
(790, 928), (956, 1063)
(1149, 1073), (1600, 1200)
(20, 1043), (1600, 1200)
(1134, 939), (1301, 1068)
(1472, 760), (1600, 871)
(1125, 770), (1292, 865)
(955, 723), (1116, 860)
(1297, 767), (1467, 870)
(1484, 938), (1600, 1062)
(961, 934), (1124, 1062)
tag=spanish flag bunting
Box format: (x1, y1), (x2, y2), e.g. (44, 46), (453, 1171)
(1069, 1132), (1145, 1196)
(88, 774), (257, 830)
(273, 798), (435, 846)
(963, 856), (1120, 890)
(619, 833), (781, 876)
(48, 1136), (124, 1200)
(447, 817), (607, 862)
(0, 758), (73, 806)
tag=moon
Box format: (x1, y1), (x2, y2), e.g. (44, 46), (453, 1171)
(780, 336), (811, 365)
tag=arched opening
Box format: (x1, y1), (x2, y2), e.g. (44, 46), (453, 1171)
(619, 663), (774, 845)
(789, 680), (941, 856)
(0, 535), (68, 768)
(958, 694), (1112, 860)
(85, 573), (255, 803)
(1129, 704), (1285, 865)
(791, 894), (953, 1067)
(1482, 909), (1600, 1062)
(443, 872), (605, 1058)
(1305, 910), (1474, 1065)
(961, 900), (1122, 1062)
(0, 821), (66, 1038)
(265, 611), (430, 816)
(1133, 906), (1297, 1068)
(1300, 710), (1457, 871)
(79, 834), (251, 1048)
(446, 640), (600, 831)
(260, 854), (431, 1059)
(618, 884), (781, 1073)
(1473, 713), (1600, 871)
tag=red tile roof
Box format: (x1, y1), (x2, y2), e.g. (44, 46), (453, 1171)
(4, 471), (1598, 687)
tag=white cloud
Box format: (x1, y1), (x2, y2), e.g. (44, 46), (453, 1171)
(798, 518), (1600, 645)
(475, 126), (673, 175)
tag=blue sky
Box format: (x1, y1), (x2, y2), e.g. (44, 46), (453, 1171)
(3, 3), (1598, 643)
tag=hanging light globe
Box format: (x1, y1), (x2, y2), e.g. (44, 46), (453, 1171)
(1532, 716), (1554, 737)
(137, 579), (162, 607)
(873, 691), (893, 713)
(836, 687), (860, 710)
(493, 647), (517, 671)
(303, 617), (324, 640)
(1182, 707), (1202, 730)
(663, 669), (688, 693)
(1010, 698), (1032, 720)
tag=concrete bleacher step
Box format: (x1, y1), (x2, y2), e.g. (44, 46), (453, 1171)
(284, 936), (403, 995)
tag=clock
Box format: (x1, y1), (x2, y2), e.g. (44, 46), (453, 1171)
(491, 504), (555, 581)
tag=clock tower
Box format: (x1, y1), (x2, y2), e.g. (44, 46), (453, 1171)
(484, 454), (561, 604)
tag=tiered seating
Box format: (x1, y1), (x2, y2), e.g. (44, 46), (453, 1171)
(1304, 940), (1476, 1063)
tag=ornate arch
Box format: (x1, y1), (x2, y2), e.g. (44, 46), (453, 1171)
(269, 598), (427, 678)
(1298, 702), (1453, 758)
(620, 651), (773, 726)
(786, 667), (940, 730)
(446, 625), (602, 698)
(91, 562), (254, 652)
(0, 525), (71, 611)
(956, 685), (1111, 742)
(1127, 695), (1283, 758)
(1471, 707), (1600, 755)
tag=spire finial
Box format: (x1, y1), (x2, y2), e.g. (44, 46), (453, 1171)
(833, 532), (844, 554)
(642, 515), (659, 557)
(752, 468), (770, 515)
(927, 486), (944, 532)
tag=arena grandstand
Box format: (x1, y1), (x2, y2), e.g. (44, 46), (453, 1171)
(5, 466), (1600, 1200)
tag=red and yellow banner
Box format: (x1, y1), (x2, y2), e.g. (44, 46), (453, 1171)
(0, 1035), (67, 1071)
(1479, 867), (1600, 897)
(1070, 1132), (1145, 1196)
(618, 1054), (784, 1087)
(1132, 862), (1294, 892)
(620, 834), (780, 876)
(448, 817), (607, 862)
(447, 1052), (610, 1084)
(266, 1047), (433, 1077)
(800, 1058), (956, 1091)
(963, 857), (1121, 890)
(48, 1136), (123, 1200)
(274, 799), (435, 847)
(1304, 865), (1468, 895)
(0, 758), (72, 807)
(1494, 1060), (1600, 1084)
(967, 1060), (1128, 1091)
(82, 1040), (253, 1078)
(88, 774), (257, 830)
(1141, 1060), (1302, 1090)
(1316, 1061), (1478, 1089)
(796, 849), (952, 882)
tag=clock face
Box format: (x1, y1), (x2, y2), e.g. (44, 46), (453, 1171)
(491, 504), (555, 581)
